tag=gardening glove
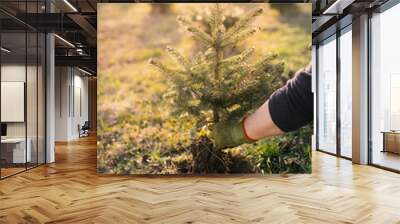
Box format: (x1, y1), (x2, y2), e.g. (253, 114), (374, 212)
(211, 118), (255, 149)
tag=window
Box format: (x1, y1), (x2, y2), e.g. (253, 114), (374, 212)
(339, 26), (352, 158)
(317, 35), (337, 154)
(370, 3), (400, 171)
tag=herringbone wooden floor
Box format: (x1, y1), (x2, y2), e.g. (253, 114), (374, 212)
(1, 135), (400, 224)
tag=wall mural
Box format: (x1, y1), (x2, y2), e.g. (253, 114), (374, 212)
(97, 3), (312, 175)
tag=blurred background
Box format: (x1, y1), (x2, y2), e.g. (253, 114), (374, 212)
(97, 3), (311, 174)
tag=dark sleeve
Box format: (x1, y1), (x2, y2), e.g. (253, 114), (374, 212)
(268, 64), (313, 132)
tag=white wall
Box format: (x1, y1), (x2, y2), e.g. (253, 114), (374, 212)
(1, 65), (26, 140)
(55, 66), (69, 141)
(55, 67), (89, 141)
(1, 65), (35, 137)
(72, 73), (89, 138)
(1, 63), (46, 164)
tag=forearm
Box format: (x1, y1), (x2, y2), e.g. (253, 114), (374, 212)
(243, 100), (283, 140)
(243, 65), (313, 140)
(212, 65), (313, 149)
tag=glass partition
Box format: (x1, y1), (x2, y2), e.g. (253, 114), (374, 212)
(0, 1), (46, 179)
(26, 0), (41, 169)
(1, 30), (28, 177)
(27, 30), (38, 169)
(317, 35), (337, 154)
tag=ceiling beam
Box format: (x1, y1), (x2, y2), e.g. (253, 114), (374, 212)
(67, 13), (97, 39)
(12, 13), (82, 32)
(322, 0), (356, 15)
(55, 55), (96, 72)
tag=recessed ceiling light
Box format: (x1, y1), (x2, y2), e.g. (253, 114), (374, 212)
(78, 67), (93, 76)
(1, 47), (11, 53)
(63, 0), (78, 12)
(323, 0), (354, 15)
(54, 34), (75, 48)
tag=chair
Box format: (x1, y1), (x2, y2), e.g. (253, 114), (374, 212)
(79, 121), (90, 138)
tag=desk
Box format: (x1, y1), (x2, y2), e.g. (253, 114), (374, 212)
(1, 138), (31, 163)
(382, 131), (400, 154)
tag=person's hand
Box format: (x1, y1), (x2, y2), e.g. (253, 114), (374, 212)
(211, 118), (254, 149)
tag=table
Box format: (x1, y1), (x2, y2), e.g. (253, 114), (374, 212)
(381, 131), (400, 154)
(1, 138), (32, 164)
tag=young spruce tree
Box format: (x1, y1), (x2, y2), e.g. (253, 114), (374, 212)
(150, 4), (284, 173)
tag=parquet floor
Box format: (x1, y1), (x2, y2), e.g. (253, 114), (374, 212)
(0, 167), (26, 178)
(1, 135), (400, 224)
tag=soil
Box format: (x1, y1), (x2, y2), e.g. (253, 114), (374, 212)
(188, 136), (255, 174)
(189, 136), (231, 174)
